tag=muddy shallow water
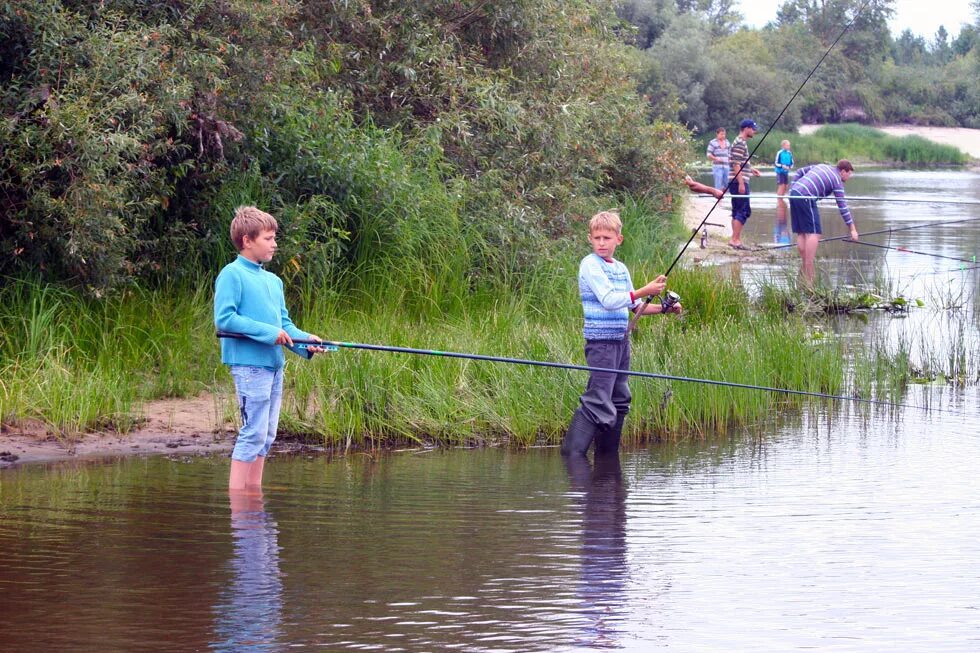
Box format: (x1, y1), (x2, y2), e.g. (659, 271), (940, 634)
(1, 407), (978, 651)
(1, 170), (979, 651)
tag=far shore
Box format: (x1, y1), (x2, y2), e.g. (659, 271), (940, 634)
(799, 123), (980, 159)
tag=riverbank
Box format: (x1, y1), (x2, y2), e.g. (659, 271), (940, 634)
(0, 197), (909, 469)
(798, 123), (980, 161)
(681, 195), (785, 265)
(0, 393), (233, 468)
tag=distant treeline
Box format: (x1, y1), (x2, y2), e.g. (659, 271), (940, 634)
(621, 0), (980, 133)
(0, 1), (689, 294)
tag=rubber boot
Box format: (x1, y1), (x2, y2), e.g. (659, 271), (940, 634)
(561, 408), (598, 457)
(594, 411), (626, 457)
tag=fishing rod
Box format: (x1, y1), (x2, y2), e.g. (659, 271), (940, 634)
(629, 1), (875, 326)
(712, 194), (980, 206)
(767, 215), (980, 250)
(842, 239), (977, 264)
(216, 332), (958, 415)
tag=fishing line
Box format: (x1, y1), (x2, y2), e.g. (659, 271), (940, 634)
(766, 215), (980, 251)
(916, 263), (980, 277)
(713, 194), (980, 206)
(217, 332), (964, 416)
(841, 239), (977, 264)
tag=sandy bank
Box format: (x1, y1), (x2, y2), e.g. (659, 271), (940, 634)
(680, 194), (786, 266)
(0, 393), (234, 469)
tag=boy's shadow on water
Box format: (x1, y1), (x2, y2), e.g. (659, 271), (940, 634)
(564, 454), (628, 649)
(211, 490), (284, 652)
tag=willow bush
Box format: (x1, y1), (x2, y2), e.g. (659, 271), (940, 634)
(2, 0), (689, 300)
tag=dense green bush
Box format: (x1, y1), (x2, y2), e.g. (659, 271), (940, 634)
(1, 0), (690, 298)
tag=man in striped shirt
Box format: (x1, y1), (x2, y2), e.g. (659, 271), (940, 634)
(789, 159), (860, 284)
(728, 119), (762, 250)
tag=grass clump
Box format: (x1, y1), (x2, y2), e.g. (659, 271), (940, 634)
(0, 197), (922, 448)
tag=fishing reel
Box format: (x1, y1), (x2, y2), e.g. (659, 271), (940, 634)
(659, 290), (682, 313)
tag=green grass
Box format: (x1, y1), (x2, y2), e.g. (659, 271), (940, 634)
(0, 269), (912, 448)
(0, 195), (930, 446)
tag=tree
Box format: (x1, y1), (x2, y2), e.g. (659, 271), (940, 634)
(643, 14), (715, 129)
(951, 25), (978, 56)
(618, 0), (677, 48)
(932, 26), (952, 65)
(776, 0), (895, 67)
(892, 29), (927, 66)
(675, 0), (743, 36)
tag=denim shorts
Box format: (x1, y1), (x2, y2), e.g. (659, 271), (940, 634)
(712, 164), (729, 190)
(229, 365), (284, 462)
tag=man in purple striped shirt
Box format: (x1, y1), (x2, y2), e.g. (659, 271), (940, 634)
(790, 159), (860, 284)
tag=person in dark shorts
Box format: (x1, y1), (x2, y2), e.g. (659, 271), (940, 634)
(789, 159), (859, 284)
(727, 119), (762, 250)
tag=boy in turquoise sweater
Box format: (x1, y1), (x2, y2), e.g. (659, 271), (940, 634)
(214, 206), (326, 490)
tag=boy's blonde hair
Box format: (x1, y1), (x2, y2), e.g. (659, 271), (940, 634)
(589, 210), (622, 235)
(230, 206), (278, 251)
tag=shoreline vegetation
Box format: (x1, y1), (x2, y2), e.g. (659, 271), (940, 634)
(4, 2), (978, 466)
(1, 196), (921, 463)
(3, 121), (974, 466)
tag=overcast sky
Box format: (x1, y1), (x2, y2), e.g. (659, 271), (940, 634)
(737, 0), (976, 39)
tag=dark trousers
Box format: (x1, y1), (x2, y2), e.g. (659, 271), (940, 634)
(579, 339), (631, 428)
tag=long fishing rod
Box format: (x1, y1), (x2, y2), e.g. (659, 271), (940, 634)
(626, 2), (875, 327)
(662, 1), (871, 279)
(842, 239), (977, 264)
(767, 215), (980, 250)
(216, 332), (957, 415)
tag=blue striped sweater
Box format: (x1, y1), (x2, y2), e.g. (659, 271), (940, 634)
(579, 253), (637, 341)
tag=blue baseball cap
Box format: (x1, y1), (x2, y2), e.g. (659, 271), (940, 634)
(739, 119), (758, 130)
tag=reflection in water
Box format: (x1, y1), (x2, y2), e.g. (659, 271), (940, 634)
(565, 454), (627, 649)
(775, 196), (790, 244)
(211, 491), (283, 652)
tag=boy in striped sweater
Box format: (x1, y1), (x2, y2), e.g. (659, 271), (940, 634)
(561, 211), (681, 458)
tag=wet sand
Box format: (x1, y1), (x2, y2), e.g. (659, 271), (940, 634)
(0, 393), (234, 468)
(680, 194), (786, 265)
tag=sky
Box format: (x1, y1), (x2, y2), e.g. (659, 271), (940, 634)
(737, 0), (976, 39)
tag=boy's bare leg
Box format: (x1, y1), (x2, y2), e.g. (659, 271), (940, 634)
(684, 175), (724, 200)
(246, 456), (266, 488)
(229, 459), (251, 490)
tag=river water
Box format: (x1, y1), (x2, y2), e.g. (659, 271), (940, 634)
(2, 170), (979, 651)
